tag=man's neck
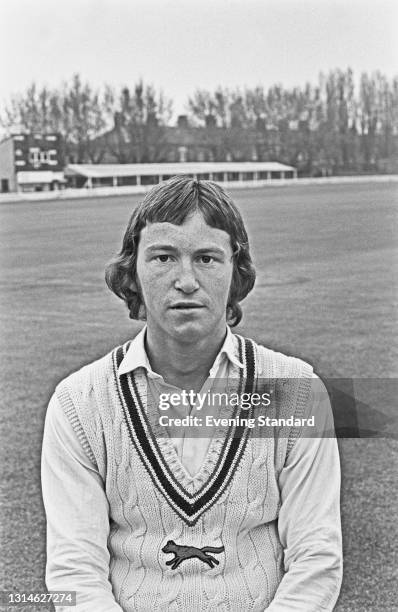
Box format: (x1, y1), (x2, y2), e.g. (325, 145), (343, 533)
(145, 326), (228, 391)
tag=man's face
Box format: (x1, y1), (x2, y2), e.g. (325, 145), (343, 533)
(135, 211), (234, 345)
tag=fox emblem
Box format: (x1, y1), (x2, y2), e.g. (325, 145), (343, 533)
(162, 539), (225, 569)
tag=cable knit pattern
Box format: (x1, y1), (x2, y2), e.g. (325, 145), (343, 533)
(55, 336), (313, 611)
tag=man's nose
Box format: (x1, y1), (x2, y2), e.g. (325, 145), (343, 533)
(174, 261), (199, 293)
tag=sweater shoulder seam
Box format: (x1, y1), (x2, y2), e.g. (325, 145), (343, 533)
(55, 382), (98, 467)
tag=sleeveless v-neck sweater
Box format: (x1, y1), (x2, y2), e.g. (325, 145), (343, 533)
(55, 335), (313, 611)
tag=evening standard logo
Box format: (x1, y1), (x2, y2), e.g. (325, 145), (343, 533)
(158, 414), (315, 428)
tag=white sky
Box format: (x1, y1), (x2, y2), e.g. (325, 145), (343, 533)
(0, 0), (396, 118)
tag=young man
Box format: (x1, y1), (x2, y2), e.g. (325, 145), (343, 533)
(41, 176), (342, 611)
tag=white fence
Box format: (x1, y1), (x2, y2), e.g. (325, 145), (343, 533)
(1, 174), (397, 204)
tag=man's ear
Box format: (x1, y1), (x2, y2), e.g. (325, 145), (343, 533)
(129, 279), (138, 293)
(127, 271), (140, 295)
(137, 303), (147, 320)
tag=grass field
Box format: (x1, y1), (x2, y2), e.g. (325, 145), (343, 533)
(0, 182), (397, 611)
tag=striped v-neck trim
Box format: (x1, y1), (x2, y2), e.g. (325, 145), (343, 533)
(113, 335), (256, 526)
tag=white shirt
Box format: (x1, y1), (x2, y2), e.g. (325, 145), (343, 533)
(118, 326), (244, 476)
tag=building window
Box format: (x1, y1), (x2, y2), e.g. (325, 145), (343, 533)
(96, 177), (113, 187)
(141, 175), (159, 185)
(242, 172), (254, 181)
(227, 172), (239, 181)
(28, 147), (58, 167)
(271, 171), (281, 179)
(29, 147), (42, 167)
(118, 176), (137, 186)
(46, 149), (58, 165)
(212, 172), (224, 181)
(178, 146), (187, 163)
(197, 173), (210, 180)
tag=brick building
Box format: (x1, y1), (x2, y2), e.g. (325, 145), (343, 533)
(0, 133), (65, 193)
(94, 115), (280, 166)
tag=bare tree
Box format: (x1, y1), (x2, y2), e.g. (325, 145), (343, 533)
(106, 81), (173, 163)
(0, 75), (114, 163)
(60, 74), (113, 163)
(2, 70), (397, 174)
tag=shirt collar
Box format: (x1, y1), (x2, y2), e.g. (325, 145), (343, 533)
(117, 325), (244, 377)
(208, 325), (244, 375)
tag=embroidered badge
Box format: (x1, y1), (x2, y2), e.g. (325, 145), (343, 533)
(162, 540), (225, 569)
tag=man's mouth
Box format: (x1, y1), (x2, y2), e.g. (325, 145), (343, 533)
(170, 302), (205, 310)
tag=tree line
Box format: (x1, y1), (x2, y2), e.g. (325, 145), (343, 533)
(1, 69), (397, 175)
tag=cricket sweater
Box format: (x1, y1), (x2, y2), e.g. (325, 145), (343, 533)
(43, 334), (342, 611)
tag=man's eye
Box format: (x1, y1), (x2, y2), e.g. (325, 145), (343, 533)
(156, 255), (170, 263)
(199, 255), (214, 264)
